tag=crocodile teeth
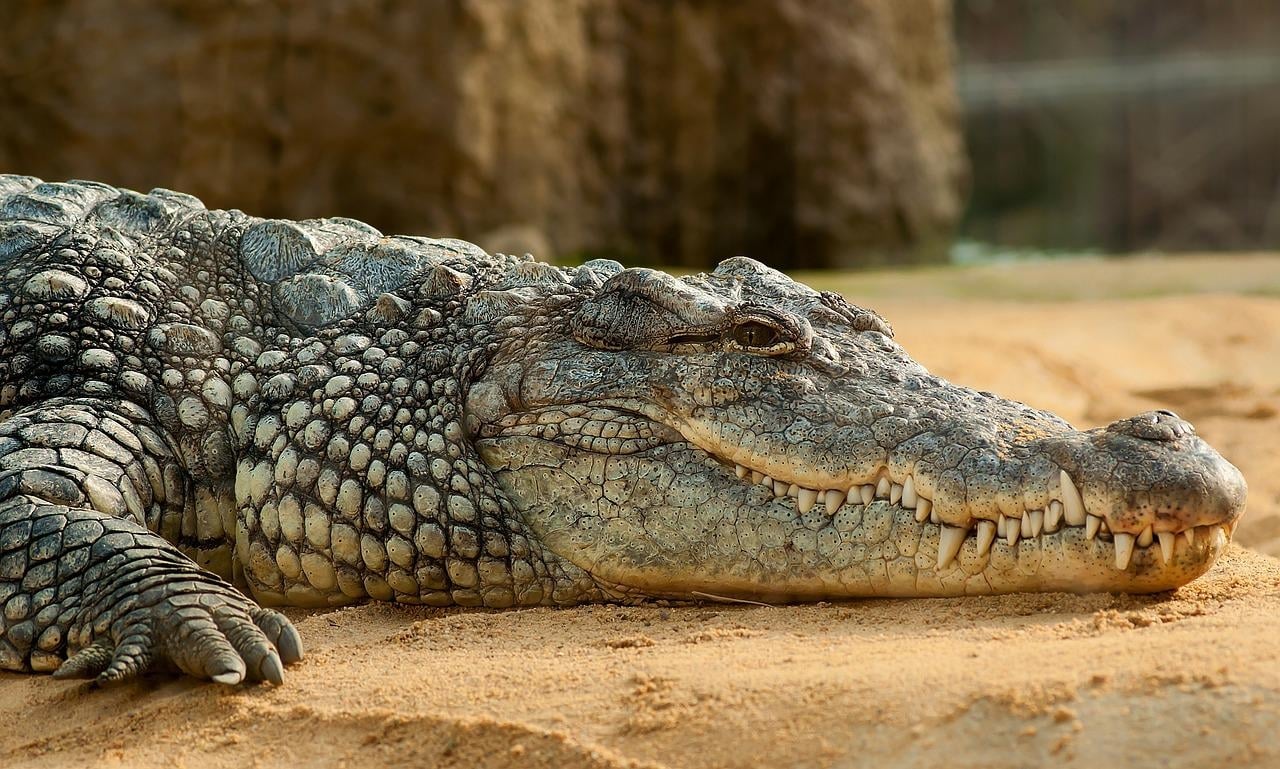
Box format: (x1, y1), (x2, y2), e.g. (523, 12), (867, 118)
(876, 477), (891, 499)
(1157, 531), (1175, 564)
(787, 483), (800, 498)
(860, 485), (875, 505)
(1213, 525), (1228, 549)
(1114, 532), (1135, 570)
(1184, 528), (1196, 546)
(1028, 510), (1044, 537)
(1005, 518), (1020, 546)
(915, 498), (932, 523)
(1044, 501), (1063, 532)
(1085, 514), (1102, 540)
(797, 488), (818, 513)
(757, 473), (770, 487)
(773, 480), (789, 497)
(1020, 513), (1033, 539)
(938, 525), (967, 570)
(1060, 471), (1086, 525)
(976, 520), (997, 555)
(824, 489), (846, 515)
(902, 476), (918, 508)
(997, 514), (1007, 538)
(890, 483), (903, 506)
(735, 464), (749, 479)
(1137, 524), (1154, 548)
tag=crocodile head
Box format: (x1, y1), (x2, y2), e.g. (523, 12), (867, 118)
(469, 258), (1247, 599)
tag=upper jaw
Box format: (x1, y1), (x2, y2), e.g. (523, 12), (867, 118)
(659, 404), (1246, 573)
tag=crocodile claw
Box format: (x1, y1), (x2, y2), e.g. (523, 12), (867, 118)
(52, 589), (301, 687)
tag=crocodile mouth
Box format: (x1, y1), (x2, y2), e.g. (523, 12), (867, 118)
(480, 402), (1239, 590)
(716, 460), (1233, 572)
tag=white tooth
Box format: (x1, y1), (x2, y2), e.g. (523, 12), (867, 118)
(976, 520), (997, 555)
(787, 483), (800, 498)
(860, 485), (875, 505)
(1086, 514), (1102, 540)
(1021, 513), (1033, 538)
(1029, 510), (1044, 537)
(1213, 526), (1228, 549)
(914, 498), (930, 523)
(1114, 532), (1135, 569)
(1157, 531), (1175, 564)
(890, 483), (903, 506)
(1045, 500), (1063, 532)
(1183, 527), (1196, 546)
(902, 476), (918, 508)
(930, 510), (941, 525)
(758, 473), (771, 487)
(1060, 471), (1086, 525)
(824, 489), (846, 515)
(937, 525), (967, 570)
(735, 464), (749, 479)
(773, 480), (788, 498)
(1006, 518), (1020, 547)
(876, 477), (891, 499)
(798, 488), (818, 513)
(997, 515), (1007, 538)
(1137, 525), (1153, 548)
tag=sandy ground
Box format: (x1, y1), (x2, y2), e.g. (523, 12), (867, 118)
(3, 254), (1279, 768)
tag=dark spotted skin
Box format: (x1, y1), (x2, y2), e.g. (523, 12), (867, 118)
(0, 177), (1247, 687)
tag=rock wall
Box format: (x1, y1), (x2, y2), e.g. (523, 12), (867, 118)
(0, 0), (965, 268)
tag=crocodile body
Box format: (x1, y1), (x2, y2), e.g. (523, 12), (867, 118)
(0, 177), (1247, 685)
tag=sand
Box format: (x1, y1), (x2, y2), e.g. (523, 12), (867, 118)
(3, 254), (1279, 768)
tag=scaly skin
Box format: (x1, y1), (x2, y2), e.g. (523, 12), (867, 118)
(0, 178), (1247, 686)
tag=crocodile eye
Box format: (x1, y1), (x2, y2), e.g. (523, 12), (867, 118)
(731, 321), (781, 349)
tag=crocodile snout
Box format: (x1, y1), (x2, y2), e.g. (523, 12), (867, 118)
(1064, 409), (1247, 540)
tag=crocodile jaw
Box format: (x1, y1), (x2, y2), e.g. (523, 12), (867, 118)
(478, 419), (1241, 600)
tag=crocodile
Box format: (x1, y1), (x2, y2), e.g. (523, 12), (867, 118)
(0, 177), (1247, 687)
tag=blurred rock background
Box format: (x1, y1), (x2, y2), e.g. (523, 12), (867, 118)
(1, 1), (1276, 267)
(956, 0), (1280, 253)
(0, 0), (964, 269)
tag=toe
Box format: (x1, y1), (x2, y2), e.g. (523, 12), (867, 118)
(253, 608), (304, 665)
(52, 641), (113, 680)
(95, 627), (153, 686)
(177, 618), (249, 684)
(219, 612), (284, 685)
(257, 650), (285, 685)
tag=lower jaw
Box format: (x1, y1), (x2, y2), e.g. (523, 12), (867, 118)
(585, 505), (1230, 602)
(867, 511), (1228, 597)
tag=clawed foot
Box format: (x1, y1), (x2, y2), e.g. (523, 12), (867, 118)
(53, 591), (303, 687)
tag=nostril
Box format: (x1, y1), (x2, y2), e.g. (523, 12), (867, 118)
(1110, 410), (1195, 442)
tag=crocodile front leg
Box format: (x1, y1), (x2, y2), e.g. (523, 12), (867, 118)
(0, 398), (301, 685)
